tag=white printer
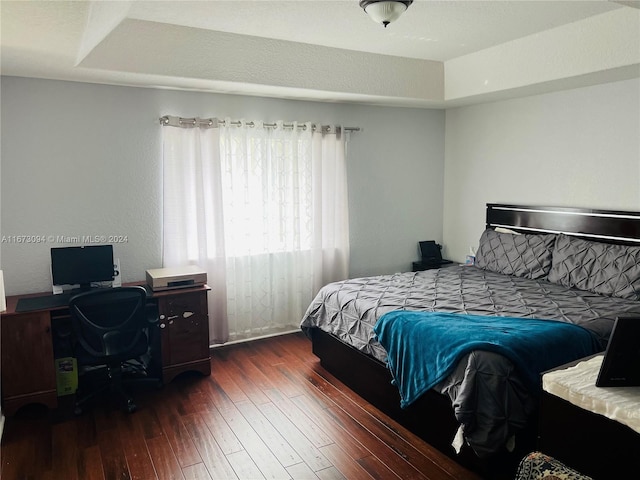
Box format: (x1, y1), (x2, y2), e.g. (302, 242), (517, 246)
(145, 265), (207, 291)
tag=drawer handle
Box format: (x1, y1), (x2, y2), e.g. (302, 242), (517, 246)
(162, 312), (194, 321)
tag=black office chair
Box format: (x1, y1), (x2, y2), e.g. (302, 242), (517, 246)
(69, 286), (160, 414)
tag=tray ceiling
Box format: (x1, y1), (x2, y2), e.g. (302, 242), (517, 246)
(1, 1), (639, 107)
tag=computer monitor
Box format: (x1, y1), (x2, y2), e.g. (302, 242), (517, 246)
(50, 245), (115, 290)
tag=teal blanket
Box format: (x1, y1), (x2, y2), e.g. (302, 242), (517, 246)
(374, 311), (600, 408)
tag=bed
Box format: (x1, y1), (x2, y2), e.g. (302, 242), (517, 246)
(300, 204), (640, 479)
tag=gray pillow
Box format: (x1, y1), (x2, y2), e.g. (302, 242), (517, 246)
(475, 229), (555, 279)
(548, 234), (640, 300)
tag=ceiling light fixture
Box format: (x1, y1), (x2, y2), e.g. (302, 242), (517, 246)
(360, 0), (413, 28)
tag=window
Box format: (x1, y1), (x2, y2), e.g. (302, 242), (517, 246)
(162, 118), (349, 343)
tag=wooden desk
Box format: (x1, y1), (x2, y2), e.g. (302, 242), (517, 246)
(1, 283), (211, 415)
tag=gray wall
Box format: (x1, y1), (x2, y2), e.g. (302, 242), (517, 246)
(4, 76), (636, 295)
(0, 76), (445, 295)
(443, 78), (640, 263)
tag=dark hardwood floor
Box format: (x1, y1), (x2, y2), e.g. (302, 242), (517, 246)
(1, 332), (481, 480)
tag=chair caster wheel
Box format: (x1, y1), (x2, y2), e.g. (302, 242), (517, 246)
(125, 400), (137, 413)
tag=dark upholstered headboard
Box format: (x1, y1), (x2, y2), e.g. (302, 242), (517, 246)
(486, 204), (640, 245)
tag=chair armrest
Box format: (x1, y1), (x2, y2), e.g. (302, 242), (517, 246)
(146, 303), (159, 325)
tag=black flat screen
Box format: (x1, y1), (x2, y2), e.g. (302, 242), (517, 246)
(50, 245), (114, 287)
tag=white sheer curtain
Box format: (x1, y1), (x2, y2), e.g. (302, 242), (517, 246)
(161, 118), (349, 344)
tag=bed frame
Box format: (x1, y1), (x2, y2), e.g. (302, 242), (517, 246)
(309, 204), (640, 479)
(485, 204), (640, 245)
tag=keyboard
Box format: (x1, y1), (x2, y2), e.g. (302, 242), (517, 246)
(16, 294), (71, 312)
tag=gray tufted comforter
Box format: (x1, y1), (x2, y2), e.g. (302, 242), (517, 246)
(300, 265), (640, 457)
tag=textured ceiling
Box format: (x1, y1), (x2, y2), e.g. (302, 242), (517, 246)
(1, 1), (639, 107)
(125, 0), (618, 61)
